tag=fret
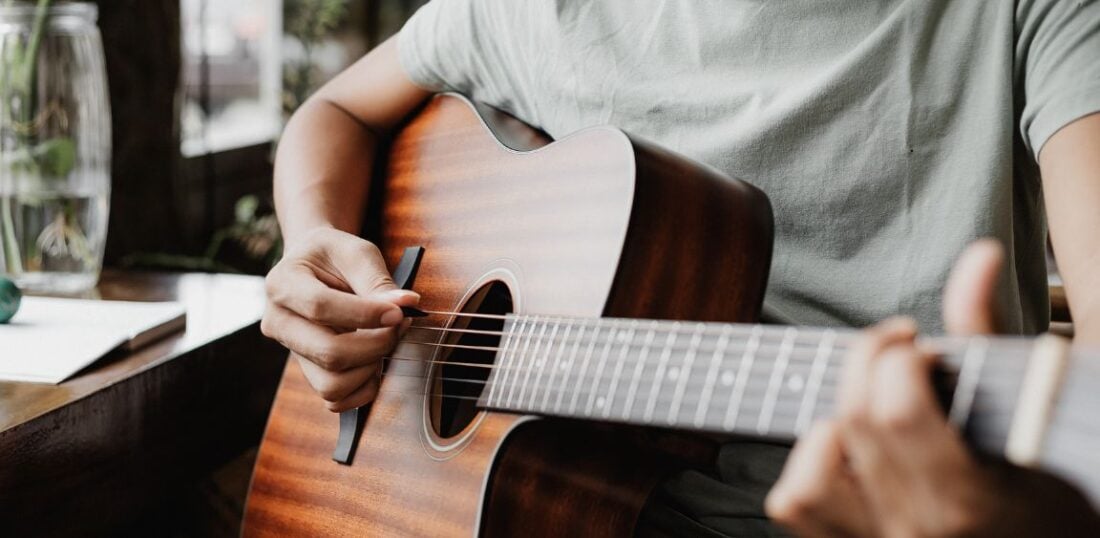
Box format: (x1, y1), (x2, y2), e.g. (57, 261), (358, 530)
(623, 322), (658, 420)
(504, 316), (538, 408)
(525, 319), (560, 410)
(668, 323), (706, 425)
(491, 316), (527, 408)
(949, 336), (989, 428)
(644, 324), (680, 423)
(516, 318), (551, 408)
(554, 323), (587, 413)
(539, 323), (572, 411)
(569, 325), (602, 415)
(796, 329), (835, 435)
(723, 325), (762, 431)
(603, 320), (638, 418)
(695, 325), (732, 428)
(585, 325), (620, 416)
(490, 314), (519, 407)
(477, 315), (1048, 473)
(758, 328), (797, 435)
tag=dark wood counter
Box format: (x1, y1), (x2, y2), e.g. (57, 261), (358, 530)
(0, 270), (287, 536)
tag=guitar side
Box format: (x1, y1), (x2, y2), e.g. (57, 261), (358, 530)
(244, 94), (773, 536)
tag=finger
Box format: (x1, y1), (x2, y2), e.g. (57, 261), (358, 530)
(845, 344), (940, 487)
(327, 235), (403, 298)
(868, 344), (941, 439)
(327, 373), (381, 413)
(767, 421), (875, 537)
(264, 305), (397, 371)
(838, 317), (918, 415)
(943, 239), (1004, 336)
(296, 354), (380, 403)
(274, 264), (418, 329)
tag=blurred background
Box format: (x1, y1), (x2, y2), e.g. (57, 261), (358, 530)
(103, 0), (424, 279)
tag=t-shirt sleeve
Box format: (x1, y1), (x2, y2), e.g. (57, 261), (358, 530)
(397, 0), (533, 116)
(1016, 0), (1100, 160)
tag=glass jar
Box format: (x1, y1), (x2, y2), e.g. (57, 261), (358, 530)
(0, 2), (110, 294)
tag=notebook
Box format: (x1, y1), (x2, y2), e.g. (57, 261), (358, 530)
(0, 297), (187, 384)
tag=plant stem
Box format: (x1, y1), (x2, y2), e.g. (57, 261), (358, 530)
(23, 0), (50, 98)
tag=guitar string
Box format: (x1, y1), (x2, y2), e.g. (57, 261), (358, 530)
(406, 310), (1041, 355)
(389, 337), (1033, 378)
(378, 358), (1022, 406)
(366, 373), (1011, 425)
(399, 317), (1038, 365)
(373, 356), (1019, 419)
(358, 385), (1015, 453)
(371, 370), (845, 422)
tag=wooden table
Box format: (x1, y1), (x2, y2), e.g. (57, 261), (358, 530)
(0, 270), (287, 536)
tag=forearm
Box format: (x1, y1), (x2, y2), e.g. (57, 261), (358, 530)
(274, 98), (378, 247)
(272, 36), (430, 249)
(1039, 113), (1100, 343)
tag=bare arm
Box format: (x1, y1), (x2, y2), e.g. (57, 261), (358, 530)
(275, 37), (430, 245)
(263, 38), (434, 412)
(1039, 112), (1100, 344)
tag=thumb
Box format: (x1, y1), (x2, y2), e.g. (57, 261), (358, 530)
(943, 239), (1005, 335)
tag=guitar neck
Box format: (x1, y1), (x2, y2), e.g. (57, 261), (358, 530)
(478, 315), (1035, 454)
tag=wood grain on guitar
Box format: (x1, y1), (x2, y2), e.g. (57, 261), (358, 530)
(243, 94), (1100, 536)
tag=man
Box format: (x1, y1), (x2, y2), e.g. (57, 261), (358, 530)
(261, 1), (1100, 535)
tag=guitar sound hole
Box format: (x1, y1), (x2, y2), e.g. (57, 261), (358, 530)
(431, 281), (513, 439)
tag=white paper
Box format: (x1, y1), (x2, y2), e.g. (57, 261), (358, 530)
(0, 297), (186, 384)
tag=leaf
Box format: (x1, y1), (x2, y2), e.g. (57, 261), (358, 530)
(235, 194), (259, 224)
(31, 137), (76, 177)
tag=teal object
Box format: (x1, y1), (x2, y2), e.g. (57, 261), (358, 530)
(0, 276), (20, 323)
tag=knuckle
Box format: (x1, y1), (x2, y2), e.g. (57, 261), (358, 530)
(299, 294), (325, 320)
(264, 272), (286, 301)
(838, 407), (872, 436)
(355, 239), (382, 258)
(312, 343), (346, 371)
(265, 274), (296, 307)
(259, 314), (275, 337)
(765, 490), (813, 524)
(369, 274), (397, 293)
(315, 381), (344, 403)
(874, 400), (923, 433)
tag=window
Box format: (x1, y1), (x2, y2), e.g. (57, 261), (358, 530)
(181, 0), (282, 157)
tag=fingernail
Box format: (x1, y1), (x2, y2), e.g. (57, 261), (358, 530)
(382, 289), (420, 303)
(380, 307), (403, 327)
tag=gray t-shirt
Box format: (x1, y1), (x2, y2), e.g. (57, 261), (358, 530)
(399, 0), (1100, 336)
(397, 1), (1100, 535)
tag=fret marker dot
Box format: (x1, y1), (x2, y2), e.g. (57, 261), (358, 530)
(560, 361), (571, 371)
(596, 396), (606, 408)
(535, 359), (545, 369)
(616, 332), (628, 343)
(720, 370), (735, 387)
(667, 367), (680, 381)
(787, 374), (804, 393)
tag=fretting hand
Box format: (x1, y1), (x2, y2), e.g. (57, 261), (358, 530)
(765, 240), (1100, 537)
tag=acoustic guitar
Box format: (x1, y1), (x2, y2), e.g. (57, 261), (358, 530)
(244, 93), (1100, 536)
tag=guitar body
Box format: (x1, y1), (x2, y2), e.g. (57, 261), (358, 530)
(244, 94), (774, 536)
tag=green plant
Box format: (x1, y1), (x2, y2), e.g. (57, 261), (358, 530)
(127, 1), (351, 276)
(123, 195), (282, 274)
(0, 0), (88, 275)
(283, 0), (349, 114)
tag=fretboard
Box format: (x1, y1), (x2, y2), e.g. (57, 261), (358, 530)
(478, 315), (1034, 454)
